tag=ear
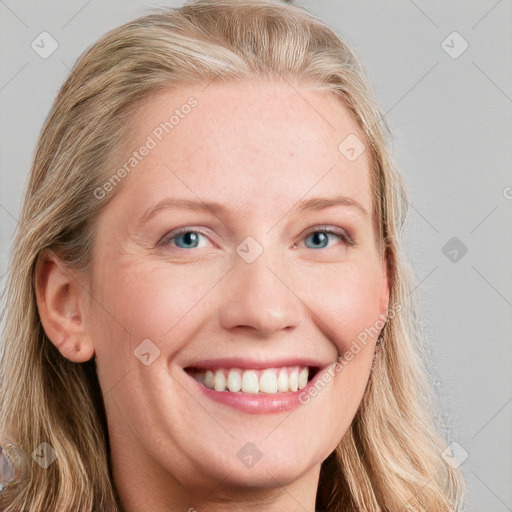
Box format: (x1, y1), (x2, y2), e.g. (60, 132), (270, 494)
(34, 250), (95, 363)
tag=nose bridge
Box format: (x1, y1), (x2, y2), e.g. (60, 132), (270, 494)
(219, 239), (301, 336)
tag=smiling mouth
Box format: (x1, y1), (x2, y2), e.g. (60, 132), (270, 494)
(184, 366), (320, 394)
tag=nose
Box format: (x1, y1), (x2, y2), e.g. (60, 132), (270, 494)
(219, 248), (302, 338)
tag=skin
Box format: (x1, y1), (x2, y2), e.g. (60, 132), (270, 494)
(36, 79), (389, 512)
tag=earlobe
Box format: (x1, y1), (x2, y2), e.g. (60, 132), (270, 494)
(34, 251), (95, 363)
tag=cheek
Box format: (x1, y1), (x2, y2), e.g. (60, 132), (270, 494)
(288, 263), (384, 442)
(90, 258), (224, 401)
(300, 263), (384, 354)
(93, 259), (222, 353)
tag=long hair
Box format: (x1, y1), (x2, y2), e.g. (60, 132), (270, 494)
(0, 0), (466, 510)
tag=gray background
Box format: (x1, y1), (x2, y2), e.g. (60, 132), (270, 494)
(1, 1), (511, 510)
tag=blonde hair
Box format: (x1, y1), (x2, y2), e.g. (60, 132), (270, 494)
(0, 0), (466, 510)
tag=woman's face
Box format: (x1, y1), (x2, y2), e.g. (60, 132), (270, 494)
(85, 80), (389, 505)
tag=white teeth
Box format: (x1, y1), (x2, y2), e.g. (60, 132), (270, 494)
(298, 367), (309, 389)
(205, 370), (214, 389)
(241, 370), (259, 393)
(277, 368), (289, 392)
(214, 370), (226, 391)
(227, 369), (242, 392)
(259, 369), (278, 394)
(289, 369), (298, 392)
(192, 366), (313, 394)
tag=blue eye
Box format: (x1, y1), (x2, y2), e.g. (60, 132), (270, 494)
(160, 226), (354, 251)
(303, 228), (353, 249)
(161, 229), (210, 249)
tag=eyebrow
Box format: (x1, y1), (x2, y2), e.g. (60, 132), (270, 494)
(138, 194), (369, 225)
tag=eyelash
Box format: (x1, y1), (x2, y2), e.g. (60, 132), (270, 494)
(159, 226), (355, 250)
(300, 226), (355, 248)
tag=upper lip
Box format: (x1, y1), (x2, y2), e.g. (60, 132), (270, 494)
(183, 357), (330, 372)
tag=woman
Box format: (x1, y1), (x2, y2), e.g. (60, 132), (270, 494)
(0, 0), (466, 510)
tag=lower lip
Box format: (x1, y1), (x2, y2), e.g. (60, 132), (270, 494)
(184, 367), (327, 414)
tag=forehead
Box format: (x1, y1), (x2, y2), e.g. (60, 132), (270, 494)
(108, 79), (373, 222)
